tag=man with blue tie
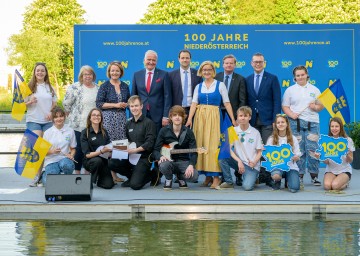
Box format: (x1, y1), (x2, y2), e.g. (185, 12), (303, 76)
(246, 52), (281, 186)
(132, 50), (172, 133)
(215, 54), (247, 121)
(169, 49), (202, 118)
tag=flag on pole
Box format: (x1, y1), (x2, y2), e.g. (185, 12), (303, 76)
(218, 113), (238, 159)
(317, 79), (350, 124)
(11, 69), (32, 121)
(14, 129), (52, 179)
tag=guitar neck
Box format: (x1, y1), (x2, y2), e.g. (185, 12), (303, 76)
(170, 148), (198, 154)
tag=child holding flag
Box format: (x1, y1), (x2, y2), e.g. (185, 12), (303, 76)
(218, 106), (263, 190)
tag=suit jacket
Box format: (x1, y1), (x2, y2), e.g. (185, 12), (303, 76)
(245, 71), (281, 126)
(132, 68), (172, 124)
(169, 68), (202, 106)
(215, 72), (247, 120)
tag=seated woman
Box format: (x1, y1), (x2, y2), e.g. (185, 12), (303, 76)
(266, 114), (301, 192)
(42, 106), (76, 185)
(80, 108), (114, 189)
(322, 117), (354, 191)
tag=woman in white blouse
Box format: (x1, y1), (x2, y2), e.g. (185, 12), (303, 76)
(63, 65), (98, 174)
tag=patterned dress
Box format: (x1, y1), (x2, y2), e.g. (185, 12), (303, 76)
(96, 80), (130, 141)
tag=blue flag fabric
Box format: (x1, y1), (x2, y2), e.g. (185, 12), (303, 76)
(218, 113), (238, 160)
(15, 129), (52, 179)
(317, 79), (350, 124)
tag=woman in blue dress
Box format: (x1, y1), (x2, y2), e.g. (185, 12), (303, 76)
(186, 61), (236, 188)
(96, 61), (130, 182)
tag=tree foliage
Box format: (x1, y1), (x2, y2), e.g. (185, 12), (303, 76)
(7, 0), (85, 93)
(297, 0), (360, 24)
(139, 0), (230, 24)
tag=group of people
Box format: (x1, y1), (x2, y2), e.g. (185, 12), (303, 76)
(23, 50), (354, 192)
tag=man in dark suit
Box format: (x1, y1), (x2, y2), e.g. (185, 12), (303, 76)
(215, 54), (247, 121)
(168, 49), (202, 117)
(246, 52), (281, 186)
(132, 50), (172, 133)
(216, 54), (247, 186)
(132, 50), (172, 186)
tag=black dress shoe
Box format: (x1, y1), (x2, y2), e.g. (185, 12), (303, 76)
(235, 176), (242, 186)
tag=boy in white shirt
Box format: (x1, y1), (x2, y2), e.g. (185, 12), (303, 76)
(218, 106), (263, 190)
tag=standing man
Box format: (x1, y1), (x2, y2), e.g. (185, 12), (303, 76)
(169, 49), (202, 117)
(108, 95), (156, 190)
(246, 52), (281, 185)
(132, 50), (172, 133)
(215, 54), (247, 120)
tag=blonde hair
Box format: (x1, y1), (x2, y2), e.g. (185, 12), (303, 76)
(237, 106), (252, 116)
(197, 61), (216, 78)
(78, 65), (96, 84)
(106, 61), (124, 79)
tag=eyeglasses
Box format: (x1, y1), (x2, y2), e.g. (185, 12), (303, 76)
(240, 132), (246, 143)
(83, 73), (93, 76)
(252, 61), (264, 65)
(276, 114), (287, 117)
(202, 69), (213, 72)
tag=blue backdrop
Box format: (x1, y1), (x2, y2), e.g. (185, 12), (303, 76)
(74, 24), (359, 134)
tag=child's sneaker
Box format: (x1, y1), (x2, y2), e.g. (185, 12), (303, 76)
(163, 179), (172, 190)
(29, 175), (40, 187)
(311, 177), (321, 186)
(178, 180), (188, 189)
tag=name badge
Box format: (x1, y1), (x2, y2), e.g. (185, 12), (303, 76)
(129, 129), (133, 132)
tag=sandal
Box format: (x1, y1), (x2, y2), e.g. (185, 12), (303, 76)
(113, 177), (125, 183)
(200, 176), (213, 187)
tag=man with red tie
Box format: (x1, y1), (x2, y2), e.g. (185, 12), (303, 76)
(132, 50), (172, 133)
(132, 50), (172, 186)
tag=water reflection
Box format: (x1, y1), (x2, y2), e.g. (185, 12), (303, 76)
(0, 133), (22, 167)
(0, 219), (359, 255)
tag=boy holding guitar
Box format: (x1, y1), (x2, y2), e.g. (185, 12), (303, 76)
(153, 105), (202, 190)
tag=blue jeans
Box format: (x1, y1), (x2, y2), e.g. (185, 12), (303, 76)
(42, 158), (75, 185)
(271, 169), (300, 193)
(219, 157), (258, 190)
(289, 118), (319, 175)
(219, 157), (237, 184)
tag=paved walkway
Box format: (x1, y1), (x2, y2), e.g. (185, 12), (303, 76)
(1, 167), (359, 217)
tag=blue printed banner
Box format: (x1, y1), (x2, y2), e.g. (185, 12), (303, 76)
(261, 144), (294, 172)
(316, 134), (348, 164)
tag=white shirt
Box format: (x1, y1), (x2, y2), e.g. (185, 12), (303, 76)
(282, 82), (321, 123)
(232, 125), (263, 171)
(325, 137), (355, 175)
(180, 67), (192, 107)
(43, 125), (77, 167)
(26, 83), (57, 124)
(253, 70), (264, 91)
(192, 80), (230, 104)
(80, 86), (98, 131)
(266, 135), (301, 171)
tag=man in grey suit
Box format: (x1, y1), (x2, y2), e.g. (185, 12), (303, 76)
(215, 54), (247, 121)
(168, 49), (202, 118)
(215, 54), (247, 186)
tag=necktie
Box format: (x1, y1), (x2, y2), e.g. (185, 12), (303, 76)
(225, 75), (230, 91)
(146, 72), (152, 93)
(182, 70), (188, 106)
(255, 74), (260, 95)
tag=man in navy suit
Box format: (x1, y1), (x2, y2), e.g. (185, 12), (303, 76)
(168, 49), (202, 117)
(246, 52), (281, 186)
(132, 50), (172, 186)
(132, 50), (172, 133)
(215, 54), (247, 121)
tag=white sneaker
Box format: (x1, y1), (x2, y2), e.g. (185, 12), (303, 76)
(29, 175), (39, 187)
(311, 177), (321, 186)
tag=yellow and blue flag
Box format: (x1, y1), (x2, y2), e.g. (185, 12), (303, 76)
(317, 79), (350, 124)
(218, 113), (238, 159)
(11, 69), (32, 121)
(15, 129), (52, 179)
